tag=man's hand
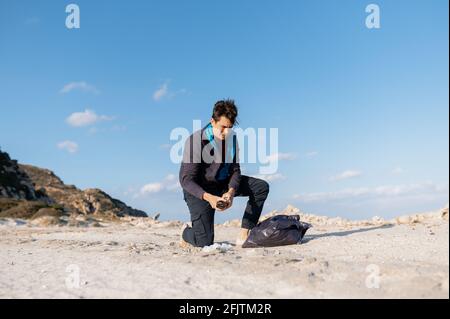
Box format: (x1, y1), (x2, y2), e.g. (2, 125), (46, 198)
(203, 193), (227, 211)
(203, 188), (235, 211)
(221, 188), (235, 210)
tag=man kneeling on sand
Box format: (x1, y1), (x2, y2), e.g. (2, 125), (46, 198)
(179, 99), (270, 248)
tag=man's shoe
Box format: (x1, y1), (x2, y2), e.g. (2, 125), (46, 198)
(235, 228), (250, 247)
(179, 223), (193, 248)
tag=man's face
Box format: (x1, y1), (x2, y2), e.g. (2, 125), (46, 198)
(210, 116), (233, 140)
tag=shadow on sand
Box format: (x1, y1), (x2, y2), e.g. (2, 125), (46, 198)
(301, 224), (394, 244)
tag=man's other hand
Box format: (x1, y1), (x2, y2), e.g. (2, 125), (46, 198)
(203, 193), (227, 211)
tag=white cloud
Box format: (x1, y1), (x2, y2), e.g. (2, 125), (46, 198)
(153, 83), (169, 101)
(140, 183), (164, 194)
(330, 170), (362, 182)
(165, 174), (176, 182)
(253, 173), (286, 182)
(137, 174), (181, 197)
(66, 109), (114, 127)
(266, 152), (297, 163)
(57, 140), (78, 154)
(293, 182), (449, 203)
(60, 81), (99, 94)
(152, 81), (187, 101)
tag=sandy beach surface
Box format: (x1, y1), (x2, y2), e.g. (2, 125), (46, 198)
(0, 206), (448, 299)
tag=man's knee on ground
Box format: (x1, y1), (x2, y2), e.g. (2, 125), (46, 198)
(195, 235), (214, 247)
(194, 229), (214, 247)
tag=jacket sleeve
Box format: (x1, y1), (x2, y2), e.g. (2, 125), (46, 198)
(179, 134), (206, 200)
(228, 137), (241, 191)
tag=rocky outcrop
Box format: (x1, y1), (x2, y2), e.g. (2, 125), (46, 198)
(19, 164), (148, 218)
(0, 150), (51, 202)
(0, 197), (64, 219)
(0, 149), (147, 220)
(221, 203), (450, 228)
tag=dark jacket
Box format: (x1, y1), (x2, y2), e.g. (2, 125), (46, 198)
(179, 126), (241, 199)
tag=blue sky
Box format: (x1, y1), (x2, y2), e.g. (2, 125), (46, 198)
(0, 0), (448, 222)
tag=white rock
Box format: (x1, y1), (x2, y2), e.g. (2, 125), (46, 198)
(396, 215), (411, 224)
(202, 243), (233, 253)
(441, 205), (449, 221)
(372, 216), (384, 223)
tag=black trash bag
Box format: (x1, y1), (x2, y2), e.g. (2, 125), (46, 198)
(242, 215), (311, 248)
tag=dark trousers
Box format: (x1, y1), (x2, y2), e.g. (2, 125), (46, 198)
(182, 175), (270, 247)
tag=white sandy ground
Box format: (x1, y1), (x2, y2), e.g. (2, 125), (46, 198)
(0, 209), (448, 299)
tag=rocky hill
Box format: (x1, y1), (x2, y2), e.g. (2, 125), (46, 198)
(0, 149), (147, 220)
(0, 150), (50, 202)
(19, 164), (147, 218)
